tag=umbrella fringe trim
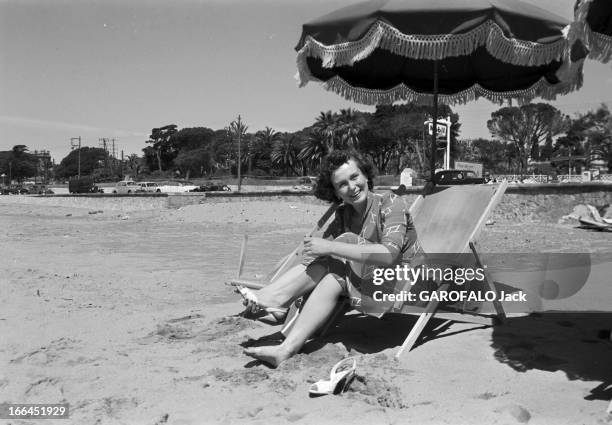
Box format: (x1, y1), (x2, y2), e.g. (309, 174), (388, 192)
(296, 45), (321, 88)
(571, 0), (612, 63)
(588, 32), (612, 63)
(297, 19), (567, 70)
(320, 71), (583, 106)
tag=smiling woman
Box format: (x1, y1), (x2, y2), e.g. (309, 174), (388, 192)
(241, 149), (423, 368)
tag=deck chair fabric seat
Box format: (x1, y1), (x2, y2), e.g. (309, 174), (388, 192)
(411, 184), (505, 254)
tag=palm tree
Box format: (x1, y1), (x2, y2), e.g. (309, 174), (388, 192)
(126, 154), (141, 176)
(314, 111), (338, 151)
(298, 129), (328, 172)
(254, 126), (280, 173)
(336, 108), (364, 149)
(271, 133), (300, 177)
(228, 115), (248, 190)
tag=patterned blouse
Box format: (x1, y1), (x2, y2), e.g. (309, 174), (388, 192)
(322, 190), (420, 263)
(313, 190), (422, 316)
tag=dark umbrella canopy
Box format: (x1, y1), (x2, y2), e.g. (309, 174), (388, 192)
(573, 0), (612, 63)
(296, 0), (583, 106)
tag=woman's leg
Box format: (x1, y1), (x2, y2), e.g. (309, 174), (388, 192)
(246, 262), (328, 308)
(244, 273), (344, 367)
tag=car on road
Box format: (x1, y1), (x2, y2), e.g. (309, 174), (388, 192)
(190, 182), (231, 192)
(112, 180), (140, 194)
(1, 185), (30, 195)
(136, 182), (161, 193)
(24, 183), (53, 195)
(293, 176), (316, 191)
(434, 170), (486, 185)
(157, 181), (199, 193)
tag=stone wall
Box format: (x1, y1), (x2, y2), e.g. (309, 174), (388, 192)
(492, 184), (612, 223)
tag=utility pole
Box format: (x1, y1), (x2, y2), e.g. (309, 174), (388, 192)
(112, 139), (116, 175)
(121, 150), (124, 179)
(238, 123), (242, 191)
(70, 137), (81, 178)
(445, 115), (451, 170)
(99, 138), (109, 177)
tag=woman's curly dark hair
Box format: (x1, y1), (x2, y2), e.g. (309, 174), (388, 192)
(313, 149), (376, 203)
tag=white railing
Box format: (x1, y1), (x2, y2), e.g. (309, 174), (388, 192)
(492, 173), (612, 183)
(557, 174), (584, 183)
(493, 174), (550, 183)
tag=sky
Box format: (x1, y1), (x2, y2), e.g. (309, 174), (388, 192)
(1, 0), (611, 163)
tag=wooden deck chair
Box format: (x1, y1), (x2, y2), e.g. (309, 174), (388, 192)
(228, 182), (508, 359)
(392, 180), (509, 359)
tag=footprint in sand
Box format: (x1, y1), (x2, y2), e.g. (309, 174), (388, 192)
(147, 315), (260, 344)
(208, 367), (270, 386)
(495, 404), (532, 423)
(11, 337), (79, 365)
(90, 397), (140, 419)
(347, 375), (409, 409)
(24, 377), (64, 401)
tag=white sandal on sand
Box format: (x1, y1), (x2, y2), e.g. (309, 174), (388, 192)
(236, 286), (288, 322)
(309, 357), (357, 396)
(236, 286), (259, 310)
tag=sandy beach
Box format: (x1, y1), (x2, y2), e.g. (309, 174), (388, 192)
(0, 195), (611, 425)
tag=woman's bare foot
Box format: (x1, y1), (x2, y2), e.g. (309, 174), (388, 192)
(243, 345), (293, 368)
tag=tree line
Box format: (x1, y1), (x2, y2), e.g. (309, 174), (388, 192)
(2, 103), (610, 183)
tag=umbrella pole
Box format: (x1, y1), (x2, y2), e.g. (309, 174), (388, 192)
(430, 60), (439, 182)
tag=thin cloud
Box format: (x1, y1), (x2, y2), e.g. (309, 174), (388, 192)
(0, 115), (148, 138)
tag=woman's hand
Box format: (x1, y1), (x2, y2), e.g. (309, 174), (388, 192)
(303, 236), (333, 257)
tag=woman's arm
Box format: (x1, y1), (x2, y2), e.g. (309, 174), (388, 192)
(303, 237), (396, 266)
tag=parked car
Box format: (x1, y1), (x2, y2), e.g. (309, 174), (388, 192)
(434, 170), (485, 185)
(290, 176), (316, 191)
(190, 182), (231, 192)
(136, 182), (161, 193)
(112, 180), (140, 194)
(28, 184), (54, 194)
(1, 185), (29, 195)
(158, 181), (199, 193)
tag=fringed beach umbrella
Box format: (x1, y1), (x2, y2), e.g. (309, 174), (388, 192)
(295, 0), (584, 180)
(573, 0), (612, 63)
